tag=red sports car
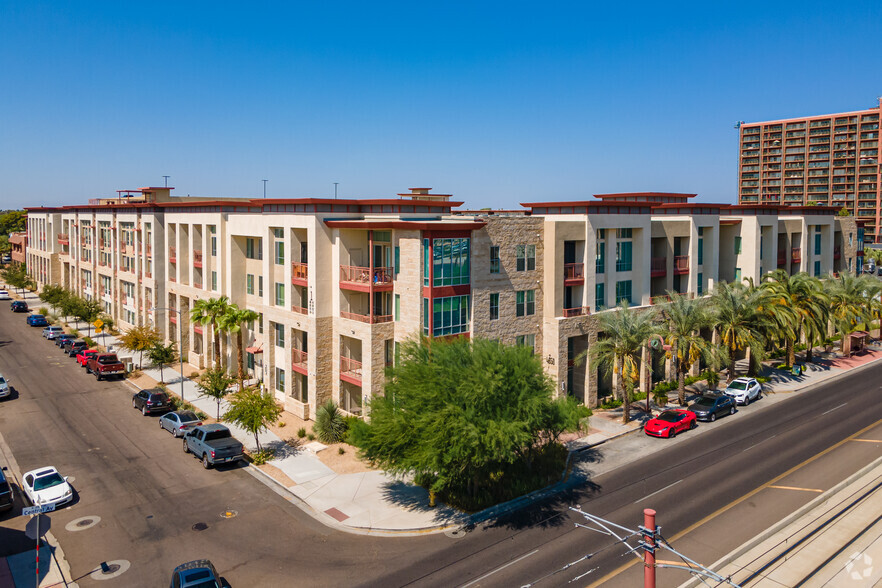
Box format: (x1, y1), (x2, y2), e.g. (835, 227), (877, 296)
(644, 409), (697, 438)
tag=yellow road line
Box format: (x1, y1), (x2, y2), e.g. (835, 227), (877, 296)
(586, 418), (882, 588)
(768, 485), (823, 493)
(850, 438), (882, 443)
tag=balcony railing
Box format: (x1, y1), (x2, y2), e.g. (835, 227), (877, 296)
(340, 311), (393, 324)
(650, 257), (666, 277)
(340, 357), (362, 383)
(791, 247), (802, 263)
(169, 247), (176, 263)
(169, 276), (176, 283)
(292, 349), (308, 369)
(291, 262), (308, 283)
(564, 263), (584, 282)
(563, 307), (590, 318)
(674, 255), (689, 275)
(57, 233), (69, 245)
(194, 281), (203, 289)
(292, 304), (308, 315)
(340, 265), (393, 286)
(193, 251), (203, 268)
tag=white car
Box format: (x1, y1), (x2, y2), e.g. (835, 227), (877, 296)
(0, 374), (10, 399)
(22, 467), (73, 508)
(0, 290), (10, 300)
(42, 326), (64, 339)
(724, 377), (762, 405)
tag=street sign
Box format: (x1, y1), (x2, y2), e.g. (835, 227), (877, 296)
(22, 503), (56, 516)
(93, 319), (104, 330)
(25, 513), (51, 539)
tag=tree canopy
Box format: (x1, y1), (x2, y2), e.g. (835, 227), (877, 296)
(0, 211), (25, 236)
(224, 387), (282, 453)
(350, 337), (581, 510)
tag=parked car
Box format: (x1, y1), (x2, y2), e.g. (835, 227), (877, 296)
(183, 424), (244, 469)
(132, 389), (171, 416)
(0, 374), (10, 400)
(644, 409), (697, 438)
(66, 340), (88, 357)
(170, 559), (222, 588)
(0, 466), (14, 512)
(42, 326), (64, 339)
(724, 377), (763, 405)
(159, 410), (203, 437)
(26, 314), (48, 327)
(0, 290), (10, 301)
(54, 334), (75, 348)
(10, 301), (27, 312)
(61, 337), (81, 354)
(687, 394), (736, 422)
(76, 349), (99, 368)
(87, 354), (125, 381)
(21, 466), (73, 508)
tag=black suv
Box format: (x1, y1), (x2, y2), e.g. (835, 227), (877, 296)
(0, 466), (13, 512)
(55, 334), (75, 348)
(132, 389), (171, 416)
(66, 340), (88, 357)
(10, 301), (27, 313)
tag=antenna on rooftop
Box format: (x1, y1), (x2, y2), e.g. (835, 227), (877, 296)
(262, 179), (268, 199)
(333, 182), (339, 199)
(163, 176), (170, 187)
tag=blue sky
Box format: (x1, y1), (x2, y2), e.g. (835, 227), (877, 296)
(1, 1), (880, 209)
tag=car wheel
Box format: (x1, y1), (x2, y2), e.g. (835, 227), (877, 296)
(132, 399), (136, 408)
(758, 390), (762, 400)
(669, 429), (676, 439)
(183, 439), (190, 453)
(729, 406), (735, 415)
(744, 396), (750, 406)
(141, 406), (147, 416)
(202, 455), (211, 469)
(690, 420), (697, 429)
(710, 413), (716, 422)
(95, 372), (101, 381)
(173, 428), (180, 438)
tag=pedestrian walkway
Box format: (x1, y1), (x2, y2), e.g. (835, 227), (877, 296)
(0, 543), (66, 588)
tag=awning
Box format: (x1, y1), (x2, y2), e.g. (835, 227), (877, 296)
(245, 346), (263, 354)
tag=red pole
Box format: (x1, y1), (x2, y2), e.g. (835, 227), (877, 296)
(644, 508), (656, 588)
(35, 516), (39, 588)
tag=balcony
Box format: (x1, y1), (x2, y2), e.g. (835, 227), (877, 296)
(292, 349), (308, 375)
(169, 247), (176, 263)
(340, 265), (393, 292)
(57, 233), (69, 245)
(791, 248), (802, 263)
(340, 357), (362, 386)
(564, 263), (584, 285)
(292, 304), (308, 315)
(562, 307), (590, 318)
(777, 251), (787, 266)
(193, 250), (203, 268)
(291, 262), (308, 286)
(834, 246), (842, 260)
(650, 257), (666, 277)
(194, 281), (203, 289)
(340, 311), (393, 324)
(674, 255), (689, 275)
(146, 244), (152, 257)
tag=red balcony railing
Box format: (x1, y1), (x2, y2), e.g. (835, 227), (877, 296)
(169, 247), (176, 263)
(169, 276), (176, 283)
(292, 349), (308, 368)
(340, 357), (362, 383)
(291, 262), (308, 284)
(563, 307), (590, 317)
(651, 257), (666, 277)
(57, 233), (69, 245)
(292, 304), (308, 315)
(791, 247), (802, 263)
(777, 251), (786, 266)
(340, 265), (393, 286)
(564, 263), (584, 283)
(674, 255), (689, 275)
(340, 311), (393, 324)
(651, 294), (672, 305)
(193, 250), (203, 268)
(194, 281), (203, 289)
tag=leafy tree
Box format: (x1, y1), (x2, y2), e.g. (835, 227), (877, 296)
(825, 272), (874, 350)
(0, 235), (9, 255)
(195, 367), (236, 421)
(762, 271), (829, 365)
(837, 207), (851, 217)
(224, 387), (282, 453)
(1, 264), (33, 294)
(217, 305), (260, 389)
(97, 313), (115, 343)
(711, 281), (771, 381)
(148, 341), (178, 384)
(76, 297), (103, 337)
(352, 337), (580, 507)
(660, 292), (718, 406)
(190, 296), (231, 368)
(118, 324), (162, 368)
(0, 211), (25, 236)
(38, 284), (69, 314)
(313, 400), (347, 444)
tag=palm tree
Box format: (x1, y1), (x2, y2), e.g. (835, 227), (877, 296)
(761, 271), (824, 367)
(711, 281), (771, 382)
(825, 272), (874, 350)
(217, 304), (261, 390)
(586, 302), (659, 424)
(660, 292), (715, 406)
(190, 296), (231, 368)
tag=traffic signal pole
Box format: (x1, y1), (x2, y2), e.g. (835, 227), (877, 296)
(642, 509), (657, 588)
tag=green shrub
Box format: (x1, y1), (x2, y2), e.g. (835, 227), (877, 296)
(307, 433), (315, 441)
(756, 376), (769, 384)
(250, 448), (275, 465)
(599, 397), (623, 410)
(297, 427), (307, 438)
(314, 400), (348, 444)
(337, 447), (345, 455)
(70, 329), (80, 338)
(83, 336), (95, 347)
(39, 306), (48, 316)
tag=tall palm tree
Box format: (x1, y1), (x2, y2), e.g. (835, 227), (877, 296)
(586, 302), (660, 424)
(825, 272), (874, 350)
(218, 304), (261, 390)
(711, 281), (771, 382)
(190, 296), (231, 368)
(660, 292), (716, 406)
(761, 271), (824, 367)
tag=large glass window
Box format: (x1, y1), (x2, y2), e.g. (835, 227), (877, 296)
(734, 236), (742, 255)
(515, 334), (536, 353)
(595, 282), (605, 311)
(275, 240), (284, 265)
(432, 238), (471, 286)
(596, 241), (605, 274)
(258, 276), (264, 298)
(698, 236), (704, 265)
(275, 282), (285, 306)
(814, 260), (821, 276)
(516, 290), (535, 317)
(615, 241), (632, 272)
(814, 231), (822, 255)
(615, 280), (632, 305)
(246, 238), (262, 260)
(697, 273), (703, 296)
(275, 367), (285, 393)
(430, 295), (470, 337)
(246, 274), (254, 295)
(490, 246), (500, 273)
(490, 293), (499, 320)
(274, 322), (284, 347)
(516, 245), (536, 271)
(423, 239), (430, 286)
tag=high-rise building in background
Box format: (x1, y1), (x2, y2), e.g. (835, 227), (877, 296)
(738, 99), (881, 242)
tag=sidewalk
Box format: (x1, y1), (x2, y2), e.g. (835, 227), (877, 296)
(0, 542), (69, 588)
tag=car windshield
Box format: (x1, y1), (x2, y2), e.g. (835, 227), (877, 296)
(178, 411), (199, 423)
(728, 381), (748, 390)
(98, 356), (118, 364)
(33, 473), (65, 491)
(694, 398), (715, 407)
(0, 377), (5, 385)
(204, 430), (232, 441)
(655, 412), (682, 422)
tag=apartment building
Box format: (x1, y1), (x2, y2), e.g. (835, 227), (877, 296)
(8, 232), (27, 266)
(25, 188), (861, 416)
(737, 98), (881, 241)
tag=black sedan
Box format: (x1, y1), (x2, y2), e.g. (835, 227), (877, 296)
(687, 394), (736, 422)
(66, 340), (88, 357)
(10, 301), (28, 312)
(132, 389), (172, 416)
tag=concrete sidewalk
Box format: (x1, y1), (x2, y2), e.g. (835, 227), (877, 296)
(0, 542), (69, 588)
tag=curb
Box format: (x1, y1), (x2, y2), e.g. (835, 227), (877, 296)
(678, 454), (882, 588)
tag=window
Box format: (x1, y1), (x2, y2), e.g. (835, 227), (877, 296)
(697, 273), (703, 296)
(490, 293), (499, 320)
(428, 295), (470, 337)
(431, 238), (470, 286)
(385, 340), (394, 367)
(516, 244), (536, 271)
(246, 352), (254, 370)
(759, 236), (764, 260)
(394, 246), (400, 275)
(615, 280), (632, 305)
(245, 238), (262, 260)
(595, 282), (605, 311)
(849, 233), (854, 246)
(210, 225), (217, 257)
(515, 334), (536, 353)
(258, 312), (264, 334)
(275, 282), (285, 306)
(734, 236), (742, 255)
(615, 240), (632, 272)
(596, 240), (605, 274)
(698, 235), (704, 265)
(258, 276), (264, 297)
(734, 268), (742, 282)
(516, 290), (535, 317)
(275, 367), (285, 393)
(394, 294), (400, 321)
(814, 231), (822, 255)
(272, 228), (283, 239)
(246, 274), (254, 295)
(211, 271), (217, 291)
(274, 322), (284, 347)
(814, 260), (821, 276)
(423, 239), (430, 286)
(490, 246), (500, 273)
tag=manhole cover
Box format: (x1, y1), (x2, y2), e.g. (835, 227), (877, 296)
(65, 516), (101, 532)
(445, 527), (467, 538)
(220, 509), (237, 519)
(77, 519), (94, 527)
(192, 522), (209, 531)
(102, 564), (121, 574)
(89, 559), (130, 581)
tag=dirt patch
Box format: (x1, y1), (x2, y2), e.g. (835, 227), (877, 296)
(264, 416), (372, 475)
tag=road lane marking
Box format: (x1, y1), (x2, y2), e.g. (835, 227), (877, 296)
(850, 438), (882, 443)
(633, 479), (683, 504)
(768, 485), (824, 493)
(742, 434), (776, 453)
(821, 402), (848, 415)
(587, 417), (882, 588)
(459, 549), (539, 588)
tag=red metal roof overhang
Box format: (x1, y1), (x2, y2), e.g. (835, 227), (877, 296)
(245, 346), (263, 354)
(324, 220), (486, 230)
(520, 200), (655, 209)
(719, 219), (743, 225)
(594, 192), (697, 199)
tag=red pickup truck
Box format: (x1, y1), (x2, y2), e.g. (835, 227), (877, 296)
(77, 349), (99, 368)
(87, 353), (125, 381)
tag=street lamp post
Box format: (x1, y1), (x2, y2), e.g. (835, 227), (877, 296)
(153, 306), (186, 402)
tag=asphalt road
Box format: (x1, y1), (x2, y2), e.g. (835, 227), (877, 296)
(1, 304), (880, 588)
